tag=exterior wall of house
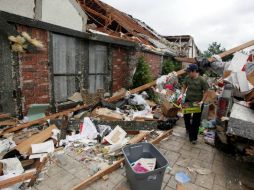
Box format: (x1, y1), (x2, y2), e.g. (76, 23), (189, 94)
(139, 51), (163, 78)
(0, 0), (35, 18)
(111, 46), (129, 92)
(17, 25), (50, 113)
(111, 48), (163, 93)
(41, 0), (87, 32)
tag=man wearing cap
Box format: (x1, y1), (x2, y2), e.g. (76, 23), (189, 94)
(181, 64), (209, 144)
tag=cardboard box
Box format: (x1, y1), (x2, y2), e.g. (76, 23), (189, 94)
(161, 101), (179, 118)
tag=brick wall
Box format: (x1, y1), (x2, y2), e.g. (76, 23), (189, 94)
(17, 25), (50, 113)
(111, 46), (129, 92)
(111, 47), (163, 93)
(137, 51), (162, 78)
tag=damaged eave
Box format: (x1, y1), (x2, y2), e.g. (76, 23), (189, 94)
(0, 11), (137, 47)
(89, 32), (137, 47)
(0, 10), (90, 38)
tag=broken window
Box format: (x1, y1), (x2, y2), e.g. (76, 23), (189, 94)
(51, 33), (85, 102)
(88, 42), (109, 93)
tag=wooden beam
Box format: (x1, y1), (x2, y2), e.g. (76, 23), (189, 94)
(0, 120), (17, 126)
(245, 89), (254, 101)
(82, 5), (109, 22)
(106, 81), (156, 102)
(72, 129), (172, 190)
(0, 170), (36, 189)
(175, 40), (254, 77)
(28, 157), (48, 187)
(174, 57), (196, 63)
(0, 113), (11, 119)
(2, 104), (88, 135)
(208, 40), (254, 62)
(150, 129), (173, 144)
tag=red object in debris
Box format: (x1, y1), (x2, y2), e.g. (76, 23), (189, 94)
(242, 64), (246, 71)
(79, 122), (83, 134)
(218, 81), (224, 87)
(164, 84), (174, 91)
(133, 162), (149, 173)
(247, 54), (253, 62)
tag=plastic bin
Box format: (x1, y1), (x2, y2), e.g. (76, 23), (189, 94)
(122, 142), (169, 190)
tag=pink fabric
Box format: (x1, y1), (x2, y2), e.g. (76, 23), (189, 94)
(133, 163), (149, 173)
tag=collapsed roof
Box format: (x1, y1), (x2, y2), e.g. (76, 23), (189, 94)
(164, 35), (201, 57)
(77, 0), (176, 56)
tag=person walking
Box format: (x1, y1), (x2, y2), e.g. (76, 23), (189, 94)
(180, 64), (209, 144)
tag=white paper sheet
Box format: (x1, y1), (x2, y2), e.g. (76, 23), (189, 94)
(104, 126), (127, 145)
(31, 140), (55, 154)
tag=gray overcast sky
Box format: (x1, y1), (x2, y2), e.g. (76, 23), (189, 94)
(102, 0), (254, 52)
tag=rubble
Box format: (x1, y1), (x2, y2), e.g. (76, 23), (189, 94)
(1, 37), (254, 190)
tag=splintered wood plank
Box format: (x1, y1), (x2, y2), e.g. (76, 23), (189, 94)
(28, 157), (48, 187)
(175, 39), (254, 76)
(72, 131), (150, 190)
(0, 120), (17, 126)
(72, 129), (172, 190)
(0, 170), (36, 189)
(0, 113), (11, 119)
(2, 104), (88, 134)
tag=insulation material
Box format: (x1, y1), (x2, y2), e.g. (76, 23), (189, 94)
(0, 158), (24, 175)
(8, 32), (44, 53)
(0, 158), (24, 190)
(223, 52), (253, 94)
(227, 52), (248, 72)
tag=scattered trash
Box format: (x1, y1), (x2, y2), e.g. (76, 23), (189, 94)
(80, 117), (98, 140)
(175, 172), (190, 184)
(104, 126), (127, 145)
(31, 140), (55, 154)
(187, 165), (212, 175)
(0, 138), (16, 155)
(132, 158), (156, 173)
(204, 131), (215, 146)
(26, 104), (50, 122)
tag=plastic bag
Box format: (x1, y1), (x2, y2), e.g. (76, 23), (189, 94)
(80, 117), (98, 140)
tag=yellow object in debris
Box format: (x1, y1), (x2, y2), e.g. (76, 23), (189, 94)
(16, 35), (26, 44)
(8, 36), (18, 43)
(11, 43), (25, 53)
(21, 32), (32, 42)
(8, 35), (25, 44)
(30, 39), (44, 48)
(182, 107), (201, 114)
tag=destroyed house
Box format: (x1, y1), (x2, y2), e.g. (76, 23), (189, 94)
(0, 0), (180, 117)
(164, 35), (201, 58)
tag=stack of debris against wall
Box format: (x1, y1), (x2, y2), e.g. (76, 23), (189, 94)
(191, 50), (254, 161)
(0, 74), (178, 189)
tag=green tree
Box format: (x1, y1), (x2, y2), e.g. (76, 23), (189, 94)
(132, 56), (153, 88)
(162, 58), (181, 75)
(203, 42), (233, 61)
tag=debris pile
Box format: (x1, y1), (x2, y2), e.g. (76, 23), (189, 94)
(0, 76), (180, 189)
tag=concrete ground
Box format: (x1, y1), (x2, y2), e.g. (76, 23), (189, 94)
(33, 120), (254, 190)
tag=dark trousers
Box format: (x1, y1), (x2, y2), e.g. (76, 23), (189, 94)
(184, 112), (202, 141)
